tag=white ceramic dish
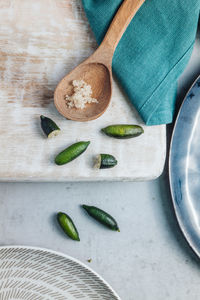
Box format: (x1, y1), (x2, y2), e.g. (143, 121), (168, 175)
(0, 246), (120, 300)
(169, 75), (200, 257)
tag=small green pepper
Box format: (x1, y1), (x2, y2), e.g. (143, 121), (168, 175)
(40, 115), (60, 138)
(57, 212), (80, 241)
(82, 205), (120, 231)
(101, 124), (144, 139)
(94, 154), (118, 169)
(55, 141), (90, 165)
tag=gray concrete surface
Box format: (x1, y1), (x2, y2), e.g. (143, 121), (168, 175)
(0, 16), (200, 300)
(1, 174), (200, 300)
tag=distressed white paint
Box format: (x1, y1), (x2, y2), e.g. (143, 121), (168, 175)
(0, 0), (166, 181)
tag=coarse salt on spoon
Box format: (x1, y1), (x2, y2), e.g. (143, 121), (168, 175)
(54, 0), (145, 121)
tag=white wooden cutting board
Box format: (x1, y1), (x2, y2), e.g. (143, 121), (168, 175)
(0, 0), (166, 181)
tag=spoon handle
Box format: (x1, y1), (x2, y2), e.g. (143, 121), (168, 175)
(101, 0), (145, 57)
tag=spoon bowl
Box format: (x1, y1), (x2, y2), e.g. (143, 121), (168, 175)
(54, 0), (145, 121)
(54, 62), (112, 121)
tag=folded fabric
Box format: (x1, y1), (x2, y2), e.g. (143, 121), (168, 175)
(82, 0), (200, 125)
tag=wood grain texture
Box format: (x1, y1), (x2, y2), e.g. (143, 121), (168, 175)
(54, 0), (145, 121)
(0, 0), (166, 181)
(54, 62), (112, 121)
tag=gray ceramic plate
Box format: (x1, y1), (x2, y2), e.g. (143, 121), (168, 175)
(0, 246), (120, 300)
(169, 75), (200, 257)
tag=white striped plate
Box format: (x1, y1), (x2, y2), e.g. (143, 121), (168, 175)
(0, 246), (120, 300)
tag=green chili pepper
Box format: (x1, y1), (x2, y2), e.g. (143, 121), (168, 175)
(57, 212), (80, 241)
(82, 205), (120, 231)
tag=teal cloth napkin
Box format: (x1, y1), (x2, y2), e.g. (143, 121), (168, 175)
(82, 0), (200, 125)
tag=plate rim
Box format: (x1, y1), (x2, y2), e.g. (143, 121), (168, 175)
(169, 74), (200, 259)
(0, 245), (121, 300)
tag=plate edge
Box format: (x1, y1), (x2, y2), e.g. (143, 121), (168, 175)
(169, 74), (200, 258)
(0, 245), (121, 300)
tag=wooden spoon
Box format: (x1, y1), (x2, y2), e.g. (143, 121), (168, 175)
(54, 0), (145, 121)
